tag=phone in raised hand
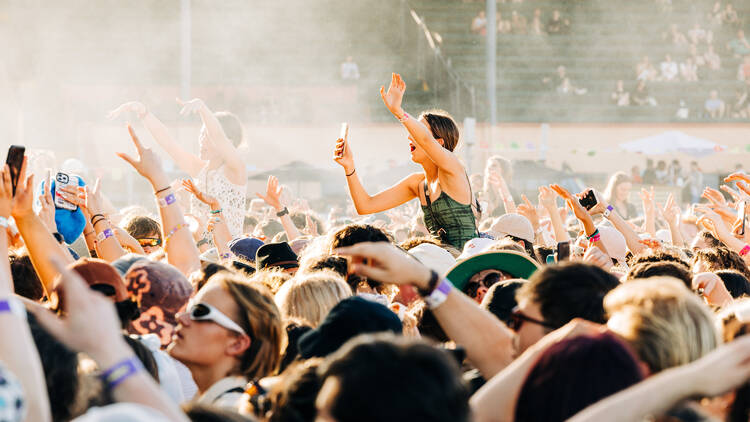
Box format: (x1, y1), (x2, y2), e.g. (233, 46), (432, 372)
(53, 172), (80, 211)
(337, 123), (349, 159)
(5, 145), (25, 196)
(578, 189), (598, 210)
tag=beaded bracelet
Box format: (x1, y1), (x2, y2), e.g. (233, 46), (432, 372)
(586, 229), (600, 241)
(165, 223), (187, 243)
(210, 208), (223, 215)
(398, 112), (411, 123)
(100, 356), (144, 391)
(220, 252), (232, 260)
(741, 245), (750, 257)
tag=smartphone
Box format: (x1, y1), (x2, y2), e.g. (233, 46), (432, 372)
(337, 123), (349, 158)
(557, 241), (570, 262)
(578, 190), (598, 210)
(740, 201), (747, 236)
(5, 145), (25, 196)
(53, 172), (80, 211)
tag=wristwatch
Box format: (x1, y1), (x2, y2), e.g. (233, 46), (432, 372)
(603, 205), (614, 218)
(276, 207), (289, 217)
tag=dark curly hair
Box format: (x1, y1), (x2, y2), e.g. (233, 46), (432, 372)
(692, 247), (750, 280)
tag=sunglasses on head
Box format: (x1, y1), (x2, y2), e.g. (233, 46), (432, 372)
(137, 237), (162, 247)
(187, 302), (247, 335)
(507, 306), (557, 331)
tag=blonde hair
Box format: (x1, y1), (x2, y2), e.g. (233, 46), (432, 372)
(604, 277), (719, 374)
(214, 275), (286, 380)
(274, 270), (352, 327)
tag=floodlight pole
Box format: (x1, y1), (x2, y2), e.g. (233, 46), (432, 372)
(180, 0), (192, 100)
(486, 0), (497, 128)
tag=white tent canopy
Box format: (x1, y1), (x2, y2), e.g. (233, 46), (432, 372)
(619, 131), (725, 157)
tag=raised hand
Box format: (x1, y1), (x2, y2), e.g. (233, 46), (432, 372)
(256, 175), (284, 211)
(703, 187), (728, 208)
(107, 101), (147, 120)
(640, 186), (656, 216)
(82, 179), (106, 217)
(724, 171), (750, 186)
(37, 173), (57, 232)
(538, 185), (557, 210)
(583, 246), (613, 270)
(302, 213), (319, 236)
(380, 73), (406, 116)
(176, 97), (205, 116)
(116, 125), (167, 187)
(182, 179), (219, 209)
(333, 135), (355, 173)
(517, 195), (540, 230)
(695, 204), (732, 238)
(720, 184), (744, 206)
(0, 164), (12, 219)
(335, 242), (431, 289)
(550, 184), (591, 223)
(657, 193), (681, 227)
(10, 156), (35, 219)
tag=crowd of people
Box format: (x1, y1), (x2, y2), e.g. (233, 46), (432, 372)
(5, 72), (750, 422)
(471, 8), (571, 37)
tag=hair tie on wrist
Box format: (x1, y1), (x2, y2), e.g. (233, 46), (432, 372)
(346, 168), (356, 177)
(90, 214), (105, 225)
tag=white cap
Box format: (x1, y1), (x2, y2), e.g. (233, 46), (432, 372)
(598, 226), (627, 263)
(408, 243), (457, 276)
(490, 213), (535, 244)
(654, 229), (671, 245)
(457, 237), (495, 261)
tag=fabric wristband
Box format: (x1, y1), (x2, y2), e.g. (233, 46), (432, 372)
(398, 112), (411, 123)
(586, 229), (600, 241)
(97, 228), (114, 243)
(417, 270), (440, 297)
(0, 297), (27, 319)
(603, 205), (614, 218)
(210, 208), (223, 215)
(425, 278), (453, 309)
(158, 193), (177, 208)
(100, 356), (144, 391)
(741, 245), (750, 257)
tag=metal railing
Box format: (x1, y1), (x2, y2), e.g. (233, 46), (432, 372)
(403, 1), (477, 120)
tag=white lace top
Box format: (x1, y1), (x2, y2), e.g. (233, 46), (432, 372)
(192, 165), (246, 239)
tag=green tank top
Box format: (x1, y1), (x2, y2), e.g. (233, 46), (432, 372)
(421, 181), (478, 250)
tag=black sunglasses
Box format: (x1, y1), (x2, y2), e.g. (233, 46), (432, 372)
(507, 306), (557, 331)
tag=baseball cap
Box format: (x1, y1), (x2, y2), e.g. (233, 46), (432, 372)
(491, 213), (534, 243)
(457, 237), (495, 261)
(446, 251), (539, 290)
(408, 243), (457, 276)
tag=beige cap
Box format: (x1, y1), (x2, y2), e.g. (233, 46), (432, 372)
(491, 213), (535, 244)
(408, 243), (457, 276)
(457, 237), (495, 261)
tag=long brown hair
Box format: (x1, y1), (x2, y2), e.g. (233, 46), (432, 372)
(420, 109), (459, 151)
(218, 275), (286, 380)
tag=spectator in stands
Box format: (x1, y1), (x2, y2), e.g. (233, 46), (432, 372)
(680, 57), (699, 82)
(529, 9), (544, 36)
(636, 56), (658, 81)
(738, 55), (750, 81)
(543, 65), (566, 87)
(730, 87), (750, 118)
(728, 30), (750, 58)
(723, 3), (740, 26)
(497, 12), (512, 34)
(546, 10), (570, 35)
(665, 24), (689, 47)
(688, 23), (709, 45)
(705, 89), (726, 119)
(704, 44), (722, 71)
(611, 80), (630, 106)
(631, 166), (643, 184)
(632, 80), (658, 106)
(340, 56), (360, 81)
(667, 160), (683, 186)
(511, 11), (528, 35)
(655, 160), (668, 184)
(642, 159), (657, 184)
(471, 11), (487, 36)
(676, 100), (690, 119)
(660, 54), (679, 81)
(688, 44), (707, 77)
(708, 1), (723, 26)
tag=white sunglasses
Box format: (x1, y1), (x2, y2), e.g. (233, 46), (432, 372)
(187, 302), (247, 336)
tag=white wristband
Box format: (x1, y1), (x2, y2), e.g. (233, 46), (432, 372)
(425, 278), (453, 309)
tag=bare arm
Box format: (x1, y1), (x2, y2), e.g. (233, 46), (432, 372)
(588, 191), (646, 255)
(539, 186), (569, 242)
(658, 194), (684, 247)
(177, 98), (246, 184)
(570, 336), (750, 422)
(83, 180), (128, 262)
(182, 179), (234, 256)
(380, 73), (465, 175)
(336, 242), (516, 378)
(254, 176), (302, 241)
(333, 135), (420, 215)
(118, 125), (201, 275)
(0, 164), (51, 422)
(11, 157), (74, 296)
(109, 101), (204, 178)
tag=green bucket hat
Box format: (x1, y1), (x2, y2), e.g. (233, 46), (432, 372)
(446, 251), (539, 290)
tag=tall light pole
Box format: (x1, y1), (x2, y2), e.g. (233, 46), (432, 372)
(180, 0), (191, 100)
(486, 0), (497, 129)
